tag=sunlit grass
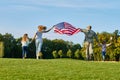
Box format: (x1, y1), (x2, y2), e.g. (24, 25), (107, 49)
(0, 58), (120, 80)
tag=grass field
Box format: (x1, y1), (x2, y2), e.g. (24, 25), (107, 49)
(0, 58), (120, 80)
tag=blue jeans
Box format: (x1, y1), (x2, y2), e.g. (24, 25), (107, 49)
(22, 46), (28, 58)
(35, 39), (43, 56)
(102, 51), (106, 61)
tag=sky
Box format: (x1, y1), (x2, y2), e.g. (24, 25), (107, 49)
(0, 0), (120, 45)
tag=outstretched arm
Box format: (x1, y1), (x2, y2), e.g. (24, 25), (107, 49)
(106, 43), (112, 47)
(81, 29), (86, 32)
(94, 32), (100, 46)
(31, 32), (37, 42)
(43, 26), (55, 33)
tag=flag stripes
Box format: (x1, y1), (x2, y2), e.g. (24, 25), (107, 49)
(54, 22), (81, 36)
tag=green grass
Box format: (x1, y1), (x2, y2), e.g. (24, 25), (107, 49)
(0, 58), (120, 80)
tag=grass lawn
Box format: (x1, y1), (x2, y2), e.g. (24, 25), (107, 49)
(0, 58), (120, 80)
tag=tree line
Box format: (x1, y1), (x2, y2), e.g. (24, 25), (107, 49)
(0, 30), (119, 61)
(0, 33), (82, 59)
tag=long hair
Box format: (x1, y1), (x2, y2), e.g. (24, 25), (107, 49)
(38, 25), (47, 31)
(22, 34), (28, 42)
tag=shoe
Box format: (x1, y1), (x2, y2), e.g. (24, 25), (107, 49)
(25, 54), (27, 58)
(23, 57), (25, 59)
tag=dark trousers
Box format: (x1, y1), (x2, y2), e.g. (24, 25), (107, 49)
(102, 51), (106, 61)
(22, 46), (28, 58)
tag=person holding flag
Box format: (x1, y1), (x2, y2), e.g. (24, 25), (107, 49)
(53, 22), (99, 61)
(31, 25), (54, 59)
(81, 25), (99, 61)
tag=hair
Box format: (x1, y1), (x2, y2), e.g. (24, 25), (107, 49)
(102, 40), (106, 44)
(22, 33), (28, 42)
(38, 25), (46, 30)
(89, 26), (92, 29)
(88, 25), (92, 29)
(43, 26), (47, 30)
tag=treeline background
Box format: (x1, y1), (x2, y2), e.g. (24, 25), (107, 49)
(0, 30), (120, 61)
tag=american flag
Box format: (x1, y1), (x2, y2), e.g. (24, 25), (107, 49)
(54, 22), (81, 36)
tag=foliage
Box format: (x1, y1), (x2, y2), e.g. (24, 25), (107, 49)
(81, 30), (120, 61)
(0, 30), (119, 61)
(52, 50), (58, 58)
(2, 33), (22, 58)
(0, 33), (82, 59)
(66, 49), (73, 58)
(58, 50), (63, 58)
(74, 49), (83, 59)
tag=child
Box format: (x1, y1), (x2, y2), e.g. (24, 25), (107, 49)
(21, 33), (30, 59)
(99, 40), (111, 61)
(31, 25), (54, 59)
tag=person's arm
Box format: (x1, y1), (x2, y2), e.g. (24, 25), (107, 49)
(31, 32), (37, 42)
(21, 40), (23, 45)
(94, 32), (99, 43)
(26, 38), (30, 45)
(98, 43), (102, 47)
(94, 32), (100, 46)
(81, 29), (87, 33)
(106, 43), (112, 47)
(43, 26), (55, 33)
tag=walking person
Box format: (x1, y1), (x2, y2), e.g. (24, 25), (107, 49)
(81, 25), (99, 61)
(21, 33), (30, 59)
(31, 25), (54, 59)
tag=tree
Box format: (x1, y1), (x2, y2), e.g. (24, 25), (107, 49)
(58, 50), (63, 58)
(0, 33), (3, 41)
(52, 50), (58, 58)
(67, 49), (73, 58)
(113, 37), (120, 61)
(71, 44), (81, 53)
(3, 33), (16, 58)
(52, 39), (68, 54)
(42, 38), (53, 59)
(74, 49), (80, 59)
(0, 33), (83, 59)
(113, 30), (119, 43)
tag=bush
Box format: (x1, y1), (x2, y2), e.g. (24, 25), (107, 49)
(67, 49), (73, 58)
(74, 49), (83, 59)
(52, 50), (58, 58)
(58, 50), (63, 58)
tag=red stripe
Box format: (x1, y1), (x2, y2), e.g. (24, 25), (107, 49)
(54, 22), (81, 36)
(54, 28), (81, 35)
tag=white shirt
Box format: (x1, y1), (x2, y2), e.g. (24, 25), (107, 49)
(101, 44), (111, 52)
(21, 40), (29, 47)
